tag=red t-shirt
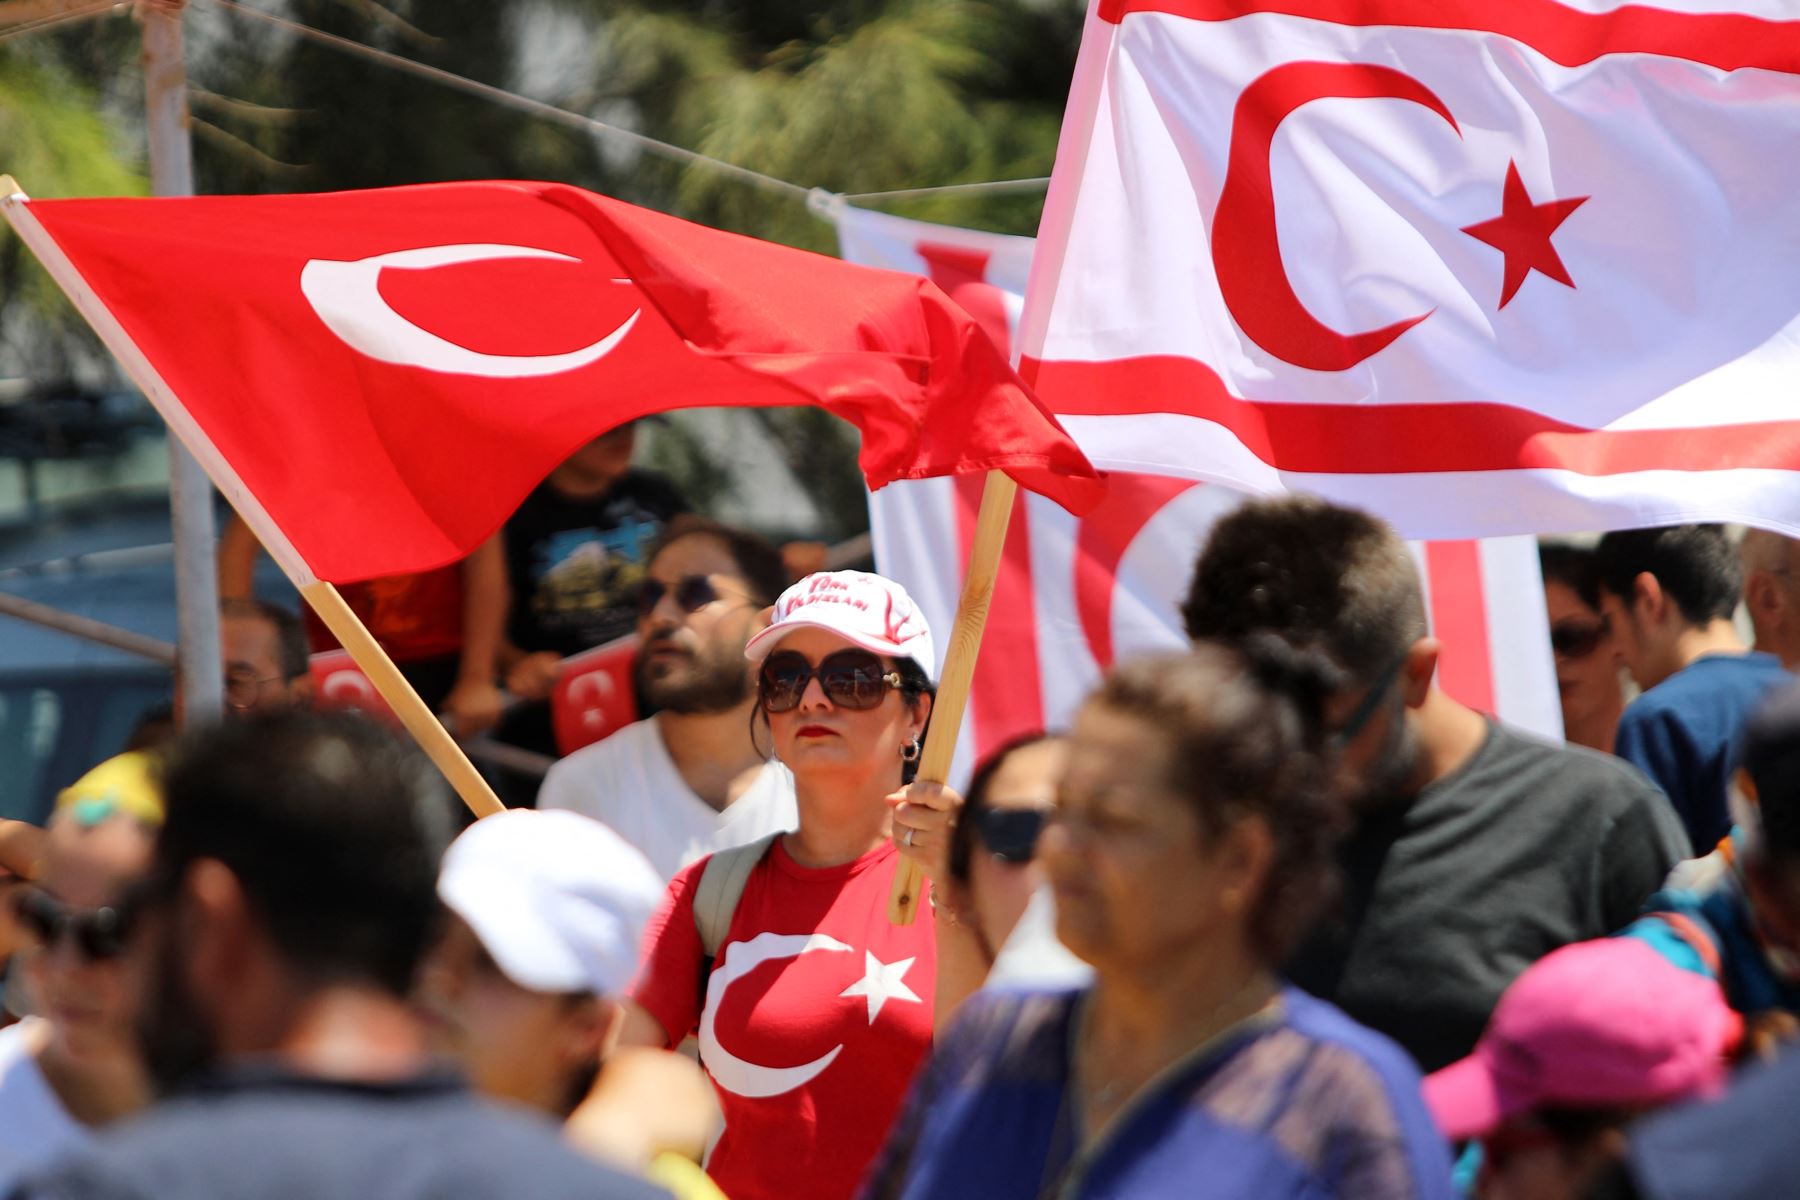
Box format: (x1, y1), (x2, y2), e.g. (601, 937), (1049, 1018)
(633, 840), (937, 1200)
(302, 565), (464, 661)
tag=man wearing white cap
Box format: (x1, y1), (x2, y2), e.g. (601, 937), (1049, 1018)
(424, 809), (723, 1197)
(624, 570), (976, 1200)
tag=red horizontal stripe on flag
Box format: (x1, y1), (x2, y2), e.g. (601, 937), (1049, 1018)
(1030, 355), (1800, 476)
(1096, 0), (1800, 76)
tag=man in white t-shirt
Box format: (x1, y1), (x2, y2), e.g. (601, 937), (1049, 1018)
(540, 517), (797, 879)
(0, 765), (158, 1191)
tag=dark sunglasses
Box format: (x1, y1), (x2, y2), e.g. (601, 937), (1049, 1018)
(1331, 652), (1409, 746)
(11, 887), (136, 962)
(1550, 618), (1609, 660)
(974, 807), (1050, 864)
(636, 574), (737, 620)
(760, 649), (902, 714)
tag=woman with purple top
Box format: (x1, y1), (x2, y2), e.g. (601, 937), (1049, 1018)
(863, 640), (1454, 1200)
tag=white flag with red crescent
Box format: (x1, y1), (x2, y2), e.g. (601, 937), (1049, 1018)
(1018, 0), (1800, 539)
(833, 204), (1562, 779)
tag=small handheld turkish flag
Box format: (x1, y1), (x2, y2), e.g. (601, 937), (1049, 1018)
(1022, 0), (1800, 540)
(1, 179), (1101, 585)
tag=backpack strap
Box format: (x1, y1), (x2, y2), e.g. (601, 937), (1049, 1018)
(693, 832), (783, 962)
(1647, 910), (1726, 979)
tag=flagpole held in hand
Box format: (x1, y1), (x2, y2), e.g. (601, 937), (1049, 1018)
(888, 469), (1017, 925)
(0, 174), (506, 821)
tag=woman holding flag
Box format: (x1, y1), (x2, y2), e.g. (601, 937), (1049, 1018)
(623, 570), (982, 1200)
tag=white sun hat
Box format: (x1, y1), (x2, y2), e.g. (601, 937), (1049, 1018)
(743, 570), (936, 682)
(437, 809), (663, 997)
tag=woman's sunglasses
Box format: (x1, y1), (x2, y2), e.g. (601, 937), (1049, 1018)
(11, 887), (135, 962)
(636, 574), (736, 620)
(1550, 618), (1609, 660)
(974, 807), (1050, 864)
(760, 649), (901, 713)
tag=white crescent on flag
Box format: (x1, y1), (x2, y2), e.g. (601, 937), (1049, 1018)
(1017, 0), (1800, 540)
(834, 204), (1562, 780)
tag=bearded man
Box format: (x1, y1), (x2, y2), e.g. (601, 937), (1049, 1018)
(1181, 496), (1688, 1073)
(539, 517), (798, 880)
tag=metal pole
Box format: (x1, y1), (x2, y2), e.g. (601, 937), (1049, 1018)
(0, 591), (179, 665)
(143, 3), (222, 722)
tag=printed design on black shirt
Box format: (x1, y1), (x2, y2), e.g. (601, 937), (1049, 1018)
(527, 511), (663, 647)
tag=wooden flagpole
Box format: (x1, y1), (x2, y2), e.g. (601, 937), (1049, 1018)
(0, 174), (505, 820)
(299, 581), (504, 817)
(888, 469), (1017, 924)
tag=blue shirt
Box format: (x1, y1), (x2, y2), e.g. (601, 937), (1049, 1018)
(1619, 833), (1800, 1017)
(5, 1064), (668, 1200)
(1613, 653), (1790, 850)
(862, 986), (1453, 1200)
(1622, 1047), (1800, 1200)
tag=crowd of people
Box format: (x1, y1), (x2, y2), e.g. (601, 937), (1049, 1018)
(6, 460), (1800, 1197)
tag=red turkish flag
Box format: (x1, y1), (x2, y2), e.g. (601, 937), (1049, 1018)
(5, 180), (1101, 583)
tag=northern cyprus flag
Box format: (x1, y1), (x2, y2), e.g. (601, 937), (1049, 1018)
(833, 203), (1562, 785)
(1020, 0), (1800, 538)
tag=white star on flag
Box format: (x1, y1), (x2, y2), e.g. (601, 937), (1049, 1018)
(838, 952), (921, 1024)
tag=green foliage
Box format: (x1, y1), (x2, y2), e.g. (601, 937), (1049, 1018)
(579, 0), (1075, 249)
(0, 47), (146, 375)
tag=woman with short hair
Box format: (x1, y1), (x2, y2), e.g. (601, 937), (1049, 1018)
(864, 640), (1455, 1200)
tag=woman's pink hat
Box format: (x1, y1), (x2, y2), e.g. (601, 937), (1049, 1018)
(1424, 937), (1742, 1141)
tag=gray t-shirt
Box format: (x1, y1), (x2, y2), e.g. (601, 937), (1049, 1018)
(1286, 721), (1691, 1073)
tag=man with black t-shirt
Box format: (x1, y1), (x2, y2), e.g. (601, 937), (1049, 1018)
(445, 424), (687, 800)
(1183, 496), (1690, 1073)
(6, 713), (666, 1200)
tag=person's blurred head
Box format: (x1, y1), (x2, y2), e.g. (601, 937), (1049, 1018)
(0, 820), (46, 964)
(421, 810), (663, 1117)
(947, 733), (1068, 959)
(1182, 495), (1433, 806)
(130, 711), (454, 1094)
(1594, 525), (1742, 690)
(1424, 939), (1740, 1200)
(16, 788), (159, 1065)
(1734, 681), (1800, 964)
(1538, 543), (1625, 751)
(557, 425), (637, 491)
(218, 598), (312, 717)
(1739, 528), (1800, 671)
(634, 517), (788, 716)
(745, 572), (935, 794)
(1043, 639), (1345, 980)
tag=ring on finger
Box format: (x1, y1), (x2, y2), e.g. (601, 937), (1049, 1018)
(902, 827), (916, 848)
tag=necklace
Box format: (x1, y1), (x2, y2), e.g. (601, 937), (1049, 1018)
(1074, 973), (1278, 1125)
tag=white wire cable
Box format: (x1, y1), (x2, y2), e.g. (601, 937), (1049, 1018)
(843, 176), (1050, 202)
(205, 0), (819, 203)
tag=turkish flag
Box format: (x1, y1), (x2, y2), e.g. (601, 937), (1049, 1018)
(834, 204), (1562, 780)
(1021, 0), (1800, 539)
(5, 181), (1101, 584)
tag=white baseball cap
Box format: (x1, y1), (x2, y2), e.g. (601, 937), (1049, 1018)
(437, 809), (664, 997)
(744, 570), (936, 682)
